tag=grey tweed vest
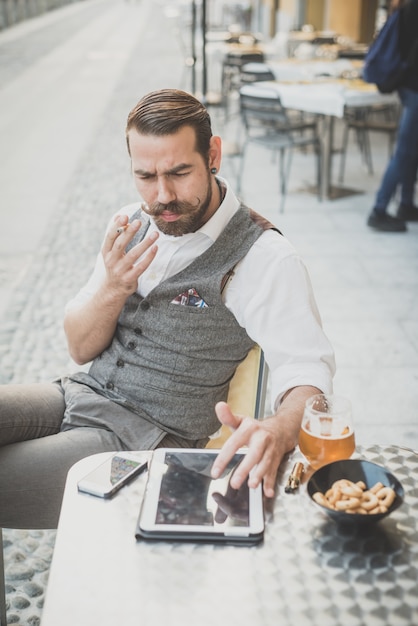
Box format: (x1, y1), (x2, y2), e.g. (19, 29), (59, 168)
(71, 204), (276, 439)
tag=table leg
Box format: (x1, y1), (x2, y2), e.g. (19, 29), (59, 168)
(320, 115), (333, 201)
(318, 114), (363, 201)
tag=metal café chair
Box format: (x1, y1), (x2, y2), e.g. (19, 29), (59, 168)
(221, 50), (265, 117)
(218, 62), (276, 166)
(338, 102), (400, 183)
(237, 84), (321, 212)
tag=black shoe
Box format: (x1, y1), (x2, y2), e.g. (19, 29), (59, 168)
(367, 210), (407, 232)
(397, 203), (418, 221)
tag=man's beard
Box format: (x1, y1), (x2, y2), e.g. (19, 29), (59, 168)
(145, 179), (213, 237)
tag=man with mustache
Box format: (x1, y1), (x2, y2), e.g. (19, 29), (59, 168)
(0, 89), (335, 528)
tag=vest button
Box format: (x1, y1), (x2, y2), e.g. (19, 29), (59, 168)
(140, 300), (150, 311)
(116, 359), (124, 368)
(106, 382), (114, 390)
(127, 341), (136, 350)
(134, 328), (142, 335)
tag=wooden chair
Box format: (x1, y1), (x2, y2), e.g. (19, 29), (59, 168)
(206, 344), (268, 448)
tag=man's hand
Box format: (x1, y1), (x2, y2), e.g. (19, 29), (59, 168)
(101, 215), (159, 298)
(211, 386), (321, 498)
(64, 215), (159, 365)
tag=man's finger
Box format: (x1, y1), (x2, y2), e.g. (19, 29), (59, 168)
(214, 401), (242, 430)
(211, 407), (254, 481)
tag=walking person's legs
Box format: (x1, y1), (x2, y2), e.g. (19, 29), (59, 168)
(396, 88), (418, 220)
(368, 88), (418, 231)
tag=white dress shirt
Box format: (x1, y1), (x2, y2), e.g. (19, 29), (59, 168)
(66, 178), (335, 412)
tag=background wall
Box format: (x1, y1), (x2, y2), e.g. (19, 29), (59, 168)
(275, 0), (379, 42)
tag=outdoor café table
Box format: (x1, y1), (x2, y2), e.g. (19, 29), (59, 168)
(245, 77), (399, 201)
(268, 57), (361, 82)
(40, 444), (418, 626)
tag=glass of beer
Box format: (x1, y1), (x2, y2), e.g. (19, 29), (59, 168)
(298, 394), (355, 469)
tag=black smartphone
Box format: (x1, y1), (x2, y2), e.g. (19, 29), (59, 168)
(77, 452), (148, 498)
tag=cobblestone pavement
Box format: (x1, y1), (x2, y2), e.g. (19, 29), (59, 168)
(1, 0), (188, 622)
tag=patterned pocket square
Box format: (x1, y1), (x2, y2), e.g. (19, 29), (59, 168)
(171, 288), (208, 308)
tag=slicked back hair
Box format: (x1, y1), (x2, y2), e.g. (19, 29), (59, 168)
(126, 89), (213, 162)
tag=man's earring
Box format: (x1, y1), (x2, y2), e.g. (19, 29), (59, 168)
(210, 167), (217, 174)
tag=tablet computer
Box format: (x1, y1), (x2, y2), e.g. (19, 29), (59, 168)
(135, 448), (264, 545)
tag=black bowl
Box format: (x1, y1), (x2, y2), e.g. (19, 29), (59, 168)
(307, 459), (404, 524)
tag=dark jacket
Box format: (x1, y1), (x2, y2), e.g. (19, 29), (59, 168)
(399, 0), (418, 90)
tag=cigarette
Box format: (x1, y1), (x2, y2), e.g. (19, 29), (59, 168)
(284, 462), (304, 493)
(116, 225), (128, 234)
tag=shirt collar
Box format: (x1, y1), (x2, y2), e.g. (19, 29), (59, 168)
(198, 176), (240, 242)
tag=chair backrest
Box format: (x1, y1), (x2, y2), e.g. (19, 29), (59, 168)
(239, 86), (290, 133)
(224, 50), (265, 69)
(239, 62), (276, 85)
(206, 344), (268, 449)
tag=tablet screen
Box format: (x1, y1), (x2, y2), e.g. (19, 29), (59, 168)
(155, 450), (249, 528)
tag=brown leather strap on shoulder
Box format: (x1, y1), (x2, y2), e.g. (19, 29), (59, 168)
(221, 268), (235, 294)
(249, 208), (282, 234)
(221, 207), (282, 293)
